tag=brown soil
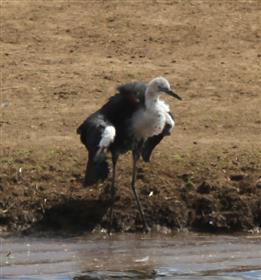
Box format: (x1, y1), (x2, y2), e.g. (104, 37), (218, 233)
(1, 1), (261, 234)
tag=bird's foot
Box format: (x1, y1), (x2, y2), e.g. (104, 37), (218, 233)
(143, 225), (151, 233)
(142, 222), (151, 233)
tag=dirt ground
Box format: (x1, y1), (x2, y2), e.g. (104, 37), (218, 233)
(1, 0), (261, 234)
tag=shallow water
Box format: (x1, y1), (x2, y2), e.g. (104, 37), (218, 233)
(0, 232), (260, 280)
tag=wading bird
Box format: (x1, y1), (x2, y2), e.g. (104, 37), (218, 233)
(77, 77), (181, 231)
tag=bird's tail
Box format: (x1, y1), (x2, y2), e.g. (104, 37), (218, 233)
(84, 152), (109, 186)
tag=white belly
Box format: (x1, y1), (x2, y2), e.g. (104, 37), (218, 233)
(132, 108), (166, 140)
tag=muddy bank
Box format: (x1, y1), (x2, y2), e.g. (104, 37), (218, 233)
(0, 149), (260, 234)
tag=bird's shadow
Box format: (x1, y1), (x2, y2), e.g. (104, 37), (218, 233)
(28, 197), (111, 235)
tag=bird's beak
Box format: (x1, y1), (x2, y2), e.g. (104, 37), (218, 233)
(164, 89), (182, 100)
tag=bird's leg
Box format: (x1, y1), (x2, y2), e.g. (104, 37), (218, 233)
(108, 153), (118, 234)
(131, 142), (149, 232)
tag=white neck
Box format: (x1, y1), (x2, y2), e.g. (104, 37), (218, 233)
(145, 89), (160, 109)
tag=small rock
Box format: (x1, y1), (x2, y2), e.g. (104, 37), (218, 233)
(197, 181), (212, 194)
(230, 174), (245, 181)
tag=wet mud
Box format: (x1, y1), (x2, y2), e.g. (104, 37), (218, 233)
(0, 153), (260, 234)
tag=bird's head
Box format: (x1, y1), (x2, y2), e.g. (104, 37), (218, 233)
(147, 76), (182, 100)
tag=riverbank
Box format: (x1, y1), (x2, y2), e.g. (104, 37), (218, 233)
(0, 147), (260, 234)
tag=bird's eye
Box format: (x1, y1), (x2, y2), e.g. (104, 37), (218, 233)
(158, 85), (168, 91)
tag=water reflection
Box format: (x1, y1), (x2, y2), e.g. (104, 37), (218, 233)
(0, 233), (260, 279)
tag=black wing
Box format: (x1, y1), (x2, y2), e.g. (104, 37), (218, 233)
(76, 82), (147, 185)
(101, 82), (146, 123)
(142, 112), (175, 162)
(117, 82), (147, 102)
(77, 112), (112, 186)
(77, 82), (147, 151)
(77, 112), (112, 151)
